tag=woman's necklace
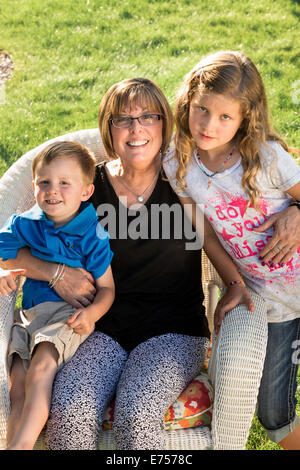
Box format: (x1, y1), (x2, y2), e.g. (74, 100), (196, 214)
(196, 147), (235, 189)
(117, 170), (159, 203)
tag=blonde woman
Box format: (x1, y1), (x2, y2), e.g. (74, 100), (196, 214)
(163, 50), (300, 449)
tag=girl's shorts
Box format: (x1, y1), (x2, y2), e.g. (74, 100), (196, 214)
(8, 301), (89, 371)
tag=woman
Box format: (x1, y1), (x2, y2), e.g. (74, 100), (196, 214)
(40, 77), (258, 450)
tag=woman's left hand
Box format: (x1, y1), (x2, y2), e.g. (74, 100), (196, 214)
(214, 285), (254, 334)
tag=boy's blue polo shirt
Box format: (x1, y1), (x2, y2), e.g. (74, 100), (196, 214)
(0, 202), (113, 309)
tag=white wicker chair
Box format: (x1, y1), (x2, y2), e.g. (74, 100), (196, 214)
(0, 129), (268, 450)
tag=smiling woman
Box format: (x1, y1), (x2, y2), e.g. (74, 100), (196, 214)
(109, 102), (163, 200)
(43, 78), (213, 450)
(41, 76), (263, 451)
(96, 78), (173, 208)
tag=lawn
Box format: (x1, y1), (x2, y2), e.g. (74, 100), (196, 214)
(1, 0), (300, 450)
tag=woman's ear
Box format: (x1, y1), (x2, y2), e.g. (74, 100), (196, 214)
(81, 183), (95, 201)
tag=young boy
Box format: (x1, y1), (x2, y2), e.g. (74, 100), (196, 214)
(0, 141), (115, 450)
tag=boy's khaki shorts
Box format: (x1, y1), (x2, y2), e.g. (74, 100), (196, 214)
(8, 301), (89, 371)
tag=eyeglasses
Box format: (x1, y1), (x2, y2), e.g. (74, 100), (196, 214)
(109, 113), (162, 128)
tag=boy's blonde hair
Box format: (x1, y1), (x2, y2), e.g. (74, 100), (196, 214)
(174, 50), (288, 208)
(98, 77), (174, 159)
(32, 141), (97, 184)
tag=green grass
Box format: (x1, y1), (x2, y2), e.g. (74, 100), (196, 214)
(1, 0), (300, 450)
(0, 0), (299, 177)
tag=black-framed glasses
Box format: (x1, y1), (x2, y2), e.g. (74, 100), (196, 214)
(109, 113), (162, 128)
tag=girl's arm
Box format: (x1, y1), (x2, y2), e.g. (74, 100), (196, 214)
(67, 266), (115, 335)
(179, 196), (254, 333)
(255, 180), (300, 265)
(0, 247), (96, 308)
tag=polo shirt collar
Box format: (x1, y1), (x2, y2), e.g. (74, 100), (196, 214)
(21, 202), (97, 235)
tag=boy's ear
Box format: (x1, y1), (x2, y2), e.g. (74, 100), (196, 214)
(32, 180), (36, 191)
(81, 183), (94, 201)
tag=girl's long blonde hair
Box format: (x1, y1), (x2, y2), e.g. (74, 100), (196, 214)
(174, 50), (289, 208)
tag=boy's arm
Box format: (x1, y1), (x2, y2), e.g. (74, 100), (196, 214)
(67, 266), (115, 335)
(179, 196), (254, 333)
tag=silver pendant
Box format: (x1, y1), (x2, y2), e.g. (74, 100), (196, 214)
(137, 196), (144, 202)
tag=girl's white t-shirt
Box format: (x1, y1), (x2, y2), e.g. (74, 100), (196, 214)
(163, 141), (300, 322)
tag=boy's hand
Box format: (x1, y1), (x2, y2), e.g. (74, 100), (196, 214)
(214, 285), (254, 334)
(0, 268), (26, 295)
(67, 308), (95, 335)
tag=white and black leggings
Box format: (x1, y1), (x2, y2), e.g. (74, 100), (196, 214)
(45, 331), (209, 450)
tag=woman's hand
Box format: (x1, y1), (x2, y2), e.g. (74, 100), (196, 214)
(54, 266), (96, 309)
(254, 206), (300, 265)
(214, 285), (254, 334)
(0, 268), (26, 295)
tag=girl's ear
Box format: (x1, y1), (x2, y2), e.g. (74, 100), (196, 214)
(81, 183), (94, 201)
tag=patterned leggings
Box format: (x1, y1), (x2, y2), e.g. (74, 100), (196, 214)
(45, 332), (208, 450)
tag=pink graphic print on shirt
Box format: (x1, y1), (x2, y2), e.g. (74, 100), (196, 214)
(206, 190), (299, 287)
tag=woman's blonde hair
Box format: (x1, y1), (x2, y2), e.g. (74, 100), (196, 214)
(98, 77), (174, 160)
(174, 50), (289, 208)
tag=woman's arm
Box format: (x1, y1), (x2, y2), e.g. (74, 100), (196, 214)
(179, 196), (254, 333)
(254, 181), (300, 265)
(0, 247), (96, 308)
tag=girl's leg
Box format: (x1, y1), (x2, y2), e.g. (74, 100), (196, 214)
(45, 332), (128, 450)
(7, 355), (26, 446)
(113, 334), (209, 450)
(7, 342), (58, 450)
(279, 421), (300, 449)
(256, 318), (300, 449)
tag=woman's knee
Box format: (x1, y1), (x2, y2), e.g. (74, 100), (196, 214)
(113, 404), (164, 450)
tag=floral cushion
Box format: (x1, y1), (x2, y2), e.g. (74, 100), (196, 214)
(101, 370), (213, 431)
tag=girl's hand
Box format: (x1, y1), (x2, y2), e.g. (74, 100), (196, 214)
(214, 285), (254, 334)
(0, 268), (26, 295)
(67, 308), (95, 335)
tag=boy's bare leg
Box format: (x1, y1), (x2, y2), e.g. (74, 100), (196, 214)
(7, 342), (59, 450)
(7, 355), (26, 446)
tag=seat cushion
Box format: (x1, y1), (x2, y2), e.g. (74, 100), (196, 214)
(101, 370), (213, 431)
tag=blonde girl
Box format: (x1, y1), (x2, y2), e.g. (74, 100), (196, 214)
(163, 50), (300, 449)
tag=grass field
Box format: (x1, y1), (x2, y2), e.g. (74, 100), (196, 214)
(1, 0), (300, 450)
